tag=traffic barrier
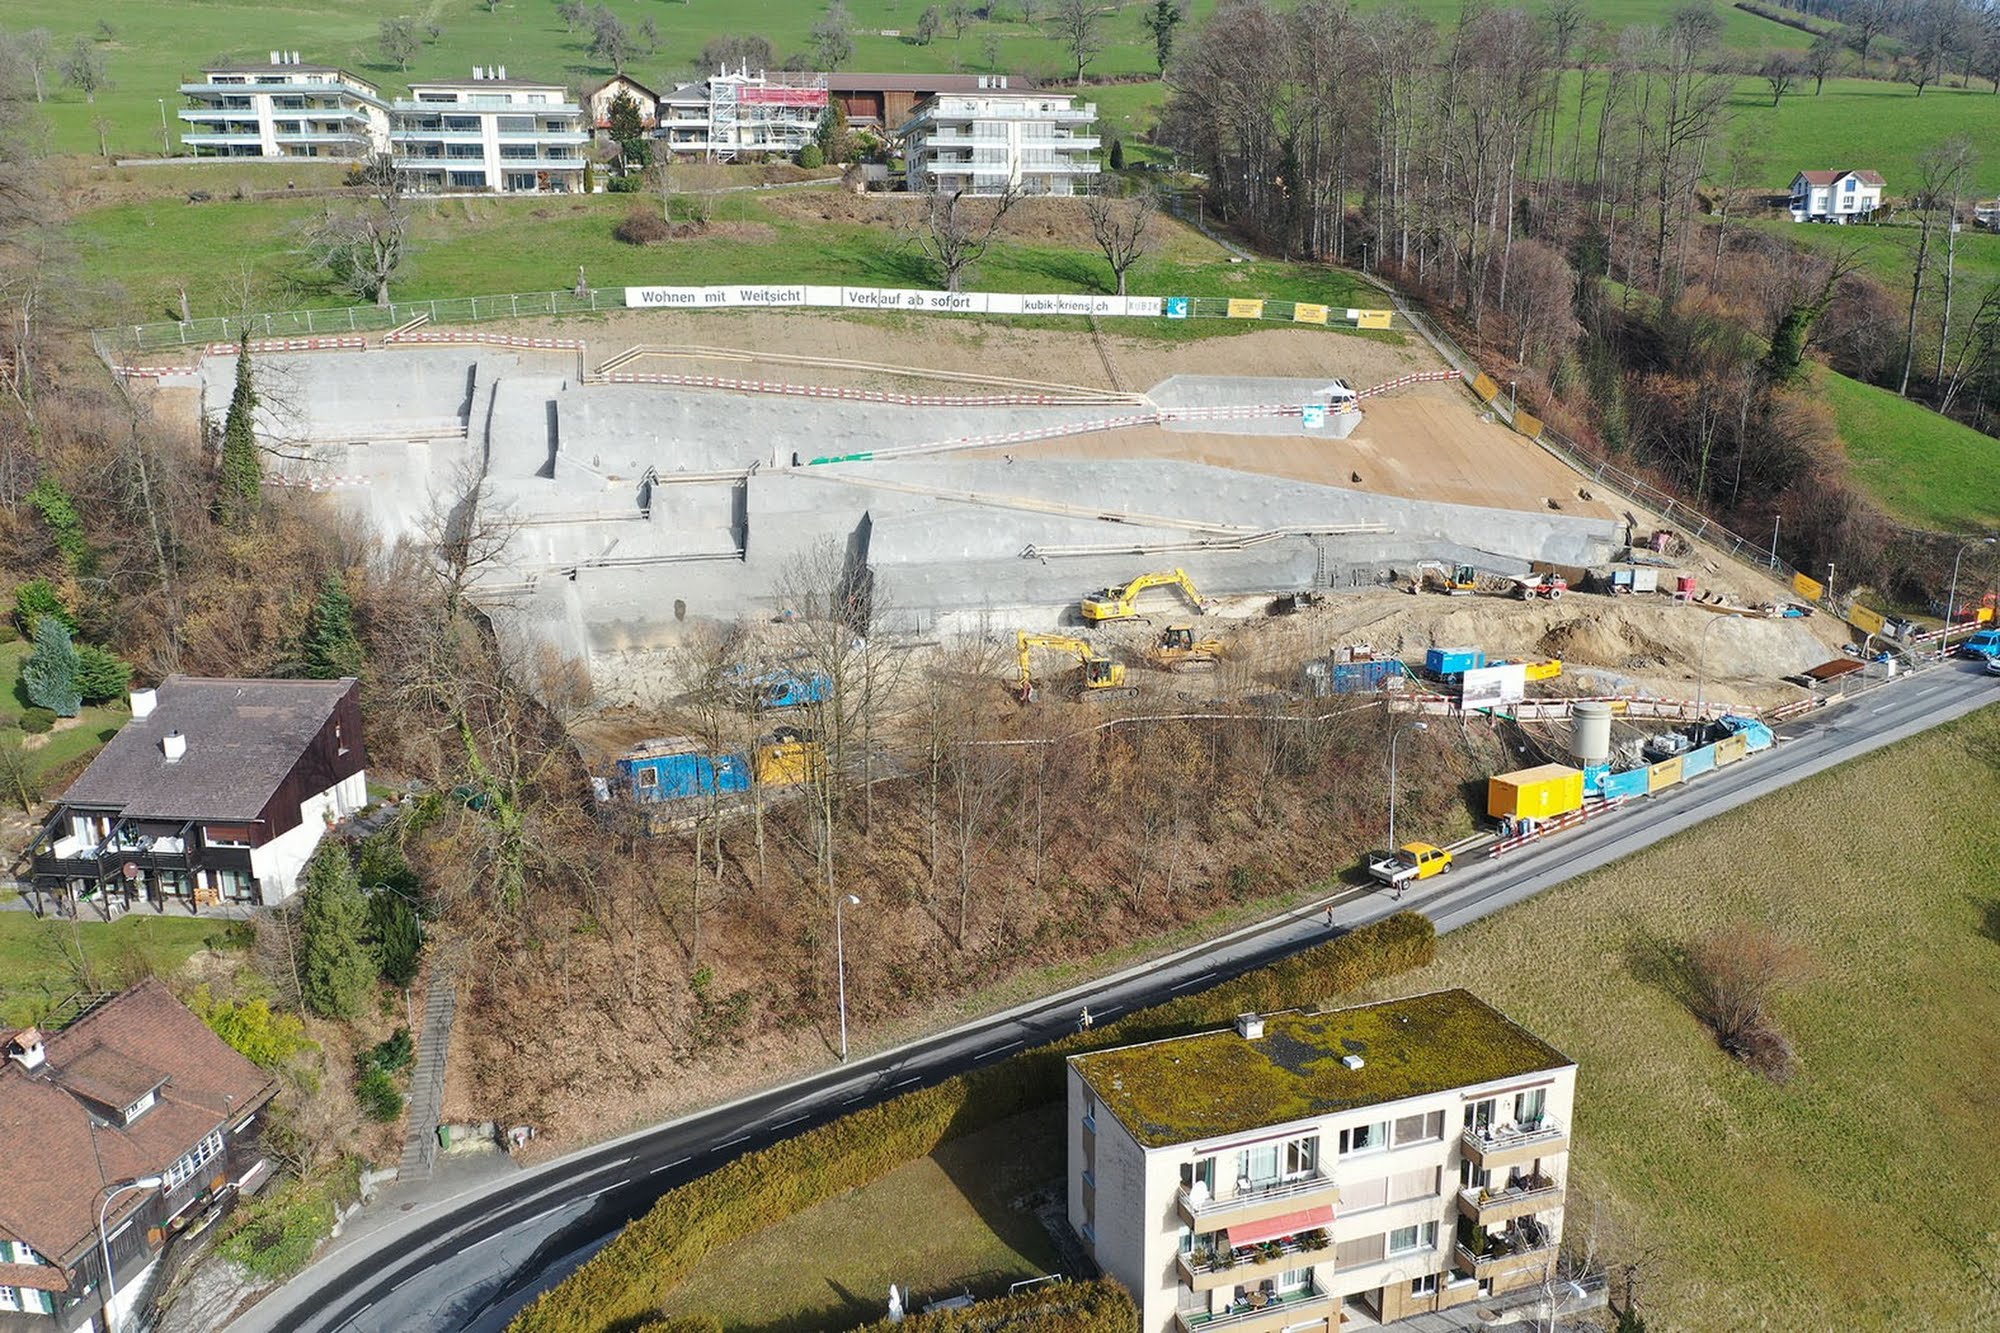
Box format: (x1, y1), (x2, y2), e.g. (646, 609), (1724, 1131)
(202, 336), (366, 355)
(382, 329), (585, 350)
(596, 371), (1119, 408)
(270, 474), (374, 491)
(1352, 369), (1462, 399)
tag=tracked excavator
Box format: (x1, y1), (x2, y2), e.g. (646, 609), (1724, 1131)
(1015, 631), (1138, 703)
(1080, 568), (1207, 624)
(1151, 625), (1226, 671)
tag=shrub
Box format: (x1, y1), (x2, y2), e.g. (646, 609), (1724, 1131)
(18, 707), (56, 734)
(369, 890), (424, 987)
(849, 1279), (1136, 1331)
(796, 143), (824, 169)
(74, 643), (132, 705)
(508, 913), (1435, 1333)
(356, 1067), (405, 1122)
(615, 208), (671, 244)
(1109, 137), (1125, 170)
(217, 1161), (359, 1280)
(606, 173), (642, 193)
(189, 984), (318, 1069)
(27, 477), (93, 574)
(12, 579), (74, 636)
(364, 1027), (414, 1076)
(1685, 925), (1805, 1082)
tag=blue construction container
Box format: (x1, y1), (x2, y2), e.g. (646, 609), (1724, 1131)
(1331, 659), (1406, 693)
(1425, 647), (1486, 677)
(617, 738), (752, 804)
(1681, 744), (1717, 779)
(1582, 762), (1612, 793)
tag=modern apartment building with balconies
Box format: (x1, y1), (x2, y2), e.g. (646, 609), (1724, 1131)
(390, 67), (588, 194)
(896, 89), (1100, 197)
(177, 53), (388, 160)
(1067, 990), (1577, 1333)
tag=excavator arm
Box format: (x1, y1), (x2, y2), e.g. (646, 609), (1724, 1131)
(1080, 567), (1207, 623)
(1015, 631), (1132, 701)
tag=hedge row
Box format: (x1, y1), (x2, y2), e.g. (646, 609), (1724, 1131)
(508, 913), (1437, 1333)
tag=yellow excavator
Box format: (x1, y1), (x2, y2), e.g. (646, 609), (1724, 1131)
(1152, 624), (1226, 671)
(1015, 631), (1137, 703)
(1080, 568), (1206, 624)
(1413, 562), (1480, 596)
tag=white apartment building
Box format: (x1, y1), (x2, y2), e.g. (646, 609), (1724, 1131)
(177, 53), (388, 159)
(897, 90), (1100, 196)
(1788, 169), (1885, 223)
(1067, 991), (1577, 1332)
(390, 67), (589, 194)
(656, 69), (830, 161)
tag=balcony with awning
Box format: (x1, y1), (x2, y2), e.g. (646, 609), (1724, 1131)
(1175, 1204), (1335, 1293)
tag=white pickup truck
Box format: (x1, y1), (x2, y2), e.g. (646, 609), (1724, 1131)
(1366, 842), (1453, 888)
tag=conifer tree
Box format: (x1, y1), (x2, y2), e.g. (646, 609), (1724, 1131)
(219, 332), (262, 517)
(21, 615), (81, 717)
(303, 571), (364, 679)
(298, 843), (374, 1020)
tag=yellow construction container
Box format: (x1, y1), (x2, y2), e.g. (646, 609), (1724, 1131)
(1647, 756), (1684, 791)
(1524, 659), (1563, 682)
(753, 731), (823, 788)
(1713, 732), (1749, 767)
(1487, 764), (1585, 820)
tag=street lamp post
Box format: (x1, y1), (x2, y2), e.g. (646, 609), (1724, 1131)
(98, 1176), (163, 1333)
(835, 893), (860, 1062)
(157, 98), (168, 156)
(1387, 721), (1428, 852)
(1695, 614), (1732, 717)
(1942, 537), (1995, 660)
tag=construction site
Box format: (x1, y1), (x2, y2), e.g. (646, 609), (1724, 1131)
(130, 302), (1858, 750)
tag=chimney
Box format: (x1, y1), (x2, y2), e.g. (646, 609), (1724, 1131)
(270, 50), (282, 65)
(162, 730), (187, 763)
(293, 52), (302, 65)
(1234, 1013), (1264, 1040)
(472, 66), (484, 80)
(5, 1027), (46, 1072)
(496, 65), (506, 80)
(1341, 1054), (1366, 1071)
(129, 687), (157, 720)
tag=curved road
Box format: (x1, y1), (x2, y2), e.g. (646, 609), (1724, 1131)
(228, 661), (1998, 1333)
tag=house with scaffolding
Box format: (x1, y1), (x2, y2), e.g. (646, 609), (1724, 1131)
(655, 68), (830, 161)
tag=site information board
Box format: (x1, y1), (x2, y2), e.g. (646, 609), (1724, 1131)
(621, 285), (1394, 328)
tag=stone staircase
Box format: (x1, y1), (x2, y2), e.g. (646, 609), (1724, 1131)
(396, 958), (459, 1184)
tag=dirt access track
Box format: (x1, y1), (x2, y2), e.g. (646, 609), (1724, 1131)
(484, 308), (1607, 523)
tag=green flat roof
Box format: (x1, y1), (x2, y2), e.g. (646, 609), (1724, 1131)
(1070, 989), (1571, 1148)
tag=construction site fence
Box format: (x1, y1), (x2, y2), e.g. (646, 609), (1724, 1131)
(1387, 298), (1811, 594)
(95, 285), (1402, 356)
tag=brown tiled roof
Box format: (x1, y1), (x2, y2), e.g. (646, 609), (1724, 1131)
(583, 74), (661, 101)
(55, 1046), (169, 1112)
(0, 1261), (70, 1293)
(59, 676), (354, 821)
(1797, 169), (1885, 186)
(0, 979), (277, 1265)
(827, 73), (1036, 94)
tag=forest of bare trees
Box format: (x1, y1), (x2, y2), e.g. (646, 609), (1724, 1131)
(1160, 0), (2000, 598)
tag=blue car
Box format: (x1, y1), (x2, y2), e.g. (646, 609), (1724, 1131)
(1960, 629), (2000, 659)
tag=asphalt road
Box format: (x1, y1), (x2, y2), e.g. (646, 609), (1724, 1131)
(228, 661), (1999, 1333)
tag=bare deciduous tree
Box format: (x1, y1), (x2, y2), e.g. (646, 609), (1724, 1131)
(1048, 0), (1105, 84)
(58, 36), (107, 103)
(304, 154), (409, 307)
(1084, 191), (1155, 296)
(1685, 925), (1806, 1081)
(908, 184), (1021, 292)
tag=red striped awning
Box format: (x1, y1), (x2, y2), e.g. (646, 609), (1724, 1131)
(1225, 1204), (1333, 1249)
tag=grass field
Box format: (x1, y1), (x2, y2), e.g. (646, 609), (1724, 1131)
(1720, 78), (2000, 201)
(1742, 216), (2000, 301)
(0, 639), (129, 786)
(0, 912), (234, 1026)
(1349, 702), (2000, 1329)
(656, 1106), (1064, 1333)
(1817, 367), (2000, 532)
(18, 0), (1818, 160)
(66, 186), (1381, 328)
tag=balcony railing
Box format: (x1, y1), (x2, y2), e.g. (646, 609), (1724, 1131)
(1176, 1280), (1334, 1332)
(1455, 1217), (1557, 1278)
(1176, 1171), (1336, 1226)
(1457, 1173), (1562, 1224)
(1177, 1231), (1335, 1292)
(1460, 1117), (1568, 1163)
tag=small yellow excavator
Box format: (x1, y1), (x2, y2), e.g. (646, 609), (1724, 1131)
(1015, 631), (1137, 703)
(1080, 568), (1206, 624)
(1152, 624), (1226, 671)
(1413, 561), (1481, 596)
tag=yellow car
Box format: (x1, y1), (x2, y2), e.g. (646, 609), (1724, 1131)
(1366, 842), (1453, 888)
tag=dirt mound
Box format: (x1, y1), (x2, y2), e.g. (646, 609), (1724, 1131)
(1538, 616), (1675, 670)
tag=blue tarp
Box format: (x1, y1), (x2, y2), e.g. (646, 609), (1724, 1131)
(1720, 716), (1776, 752)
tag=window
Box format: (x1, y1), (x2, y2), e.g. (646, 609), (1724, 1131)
(1387, 1221), (1438, 1255)
(1276, 1267), (1310, 1292)
(122, 1088), (158, 1122)
(1464, 1098), (1495, 1133)
(1238, 1142), (1280, 1185)
(0, 1286), (18, 1312)
(1393, 1111), (1445, 1146)
(1845, 177), (1856, 192)
(1284, 1136), (1318, 1176)
(1514, 1088), (1547, 1127)
(165, 1129), (225, 1189)
(1388, 1166), (1439, 1204)
(1082, 1098), (1096, 1134)
(1338, 1121), (1389, 1156)
(1411, 1274), (1439, 1296)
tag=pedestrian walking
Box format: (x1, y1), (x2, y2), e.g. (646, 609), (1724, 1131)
(1324, 906), (1335, 929)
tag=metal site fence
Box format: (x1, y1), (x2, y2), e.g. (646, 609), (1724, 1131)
(96, 287), (1397, 357)
(1390, 298), (1810, 593)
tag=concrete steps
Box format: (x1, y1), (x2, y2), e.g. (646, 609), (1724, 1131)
(397, 960), (459, 1184)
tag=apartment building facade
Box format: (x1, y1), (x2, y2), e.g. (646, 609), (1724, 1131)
(656, 70), (830, 161)
(176, 53), (387, 160)
(897, 90), (1100, 196)
(390, 68), (588, 193)
(1067, 991), (1577, 1332)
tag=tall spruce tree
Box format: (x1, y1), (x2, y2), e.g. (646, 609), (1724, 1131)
(21, 615), (81, 717)
(219, 332), (262, 517)
(298, 843), (374, 1020)
(303, 571), (364, 680)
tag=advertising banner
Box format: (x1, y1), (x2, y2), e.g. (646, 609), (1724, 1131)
(1293, 303), (1330, 325)
(1472, 373), (1501, 402)
(1227, 298), (1266, 319)
(1792, 571), (1824, 600)
(626, 285), (1167, 319)
(1353, 309), (1395, 329)
(1849, 604), (1886, 635)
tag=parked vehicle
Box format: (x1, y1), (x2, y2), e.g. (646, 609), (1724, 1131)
(1987, 655), (2000, 676)
(1366, 842), (1453, 887)
(1960, 629), (2000, 659)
